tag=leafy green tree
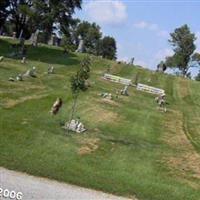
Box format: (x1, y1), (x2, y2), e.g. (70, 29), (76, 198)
(77, 21), (102, 54)
(61, 35), (75, 54)
(192, 52), (200, 64)
(60, 18), (80, 52)
(98, 36), (117, 60)
(4, 0), (82, 40)
(165, 24), (196, 76)
(33, 0), (82, 43)
(6, 0), (34, 38)
(69, 56), (91, 122)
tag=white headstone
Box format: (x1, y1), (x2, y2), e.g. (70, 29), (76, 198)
(30, 29), (40, 46)
(76, 36), (84, 53)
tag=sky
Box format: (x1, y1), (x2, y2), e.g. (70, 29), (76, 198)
(75, 0), (200, 75)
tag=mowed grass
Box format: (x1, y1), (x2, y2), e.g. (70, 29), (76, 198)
(1, 37), (200, 200)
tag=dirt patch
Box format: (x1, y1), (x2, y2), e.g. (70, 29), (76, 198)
(84, 103), (119, 124)
(78, 138), (100, 155)
(99, 98), (120, 106)
(3, 93), (48, 108)
(162, 109), (200, 181)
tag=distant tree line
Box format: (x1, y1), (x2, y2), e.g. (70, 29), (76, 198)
(0, 0), (117, 60)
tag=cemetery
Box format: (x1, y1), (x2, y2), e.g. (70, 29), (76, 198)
(1, 1), (200, 199)
(0, 35), (200, 200)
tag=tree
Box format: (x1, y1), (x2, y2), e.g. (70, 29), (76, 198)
(69, 56), (91, 123)
(5, 0), (35, 38)
(192, 52), (200, 64)
(0, 0), (10, 33)
(68, 20), (118, 59)
(165, 24), (196, 76)
(4, 0), (82, 40)
(98, 36), (117, 60)
(33, 0), (82, 43)
(60, 18), (80, 52)
(61, 35), (75, 54)
(76, 21), (102, 54)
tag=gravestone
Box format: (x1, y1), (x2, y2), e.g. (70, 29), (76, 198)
(120, 85), (129, 96)
(48, 34), (57, 46)
(48, 66), (54, 74)
(30, 29), (40, 46)
(63, 119), (86, 133)
(0, 56), (4, 61)
(155, 94), (167, 112)
(12, 32), (17, 39)
(76, 36), (84, 53)
(8, 77), (15, 82)
(100, 92), (113, 100)
(21, 57), (26, 64)
(16, 74), (23, 81)
(24, 66), (37, 77)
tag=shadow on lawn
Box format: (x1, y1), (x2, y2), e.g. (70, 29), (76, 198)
(0, 39), (80, 66)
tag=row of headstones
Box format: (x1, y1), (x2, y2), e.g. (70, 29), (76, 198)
(12, 31), (61, 47)
(101, 71), (167, 112)
(29, 31), (84, 52)
(8, 66), (37, 82)
(8, 65), (54, 82)
(0, 54), (54, 82)
(12, 31), (114, 55)
(100, 85), (129, 100)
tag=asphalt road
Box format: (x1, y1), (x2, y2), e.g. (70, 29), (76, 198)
(0, 167), (133, 200)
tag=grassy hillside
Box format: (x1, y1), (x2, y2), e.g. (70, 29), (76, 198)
(1, 37), (200, 200)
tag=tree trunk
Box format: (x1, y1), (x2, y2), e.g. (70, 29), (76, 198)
(44, 25), (52, 44)
(0, 27), (3, 35)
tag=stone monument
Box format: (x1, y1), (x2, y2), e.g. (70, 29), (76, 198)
(30, 29), (40, 46)
(76, 35), (84, 53)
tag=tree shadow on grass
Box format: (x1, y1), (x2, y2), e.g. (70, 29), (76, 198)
(27, 44), (80, 66)
(0, 39), (80, 66)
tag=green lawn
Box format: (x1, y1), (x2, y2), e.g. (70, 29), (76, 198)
(1, 37), (200, 200)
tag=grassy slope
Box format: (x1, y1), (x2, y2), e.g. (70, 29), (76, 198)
(1, 37), (200, 200)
